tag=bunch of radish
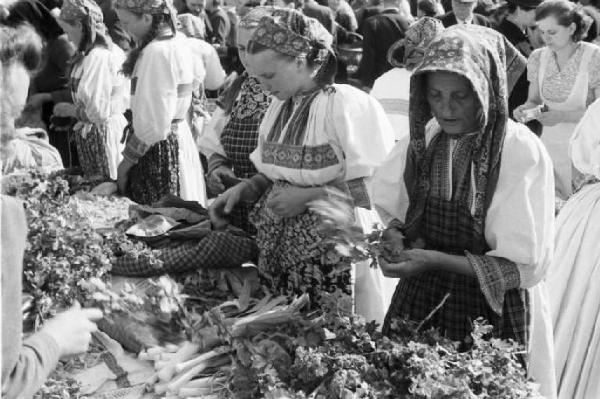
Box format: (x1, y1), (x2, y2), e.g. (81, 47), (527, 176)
(139, 342), (230, 398)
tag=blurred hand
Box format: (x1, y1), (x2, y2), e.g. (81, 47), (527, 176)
(41, 303), (103, 358)
(266, 186), (321, 218)
(513, 102), (539, 123)
(24, 93), (51, 111)
(53, 102), (77, 118)
(207, 166), (236, 195)
(380, 227), (406, 262)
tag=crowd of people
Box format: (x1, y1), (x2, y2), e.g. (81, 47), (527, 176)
(1, 0), (600, 398)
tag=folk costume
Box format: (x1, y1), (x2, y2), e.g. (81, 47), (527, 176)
(59, 0), (129, 180)
(246, 10), (394, 309)
(372, 26), (554, 362)
(116, 0), (206, 206)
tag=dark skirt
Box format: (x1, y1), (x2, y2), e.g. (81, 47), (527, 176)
(127, 132), (180, 205)
(73, 125), (110, 179)
(249, 183), (352, 311)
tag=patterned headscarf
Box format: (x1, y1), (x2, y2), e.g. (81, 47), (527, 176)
(239, 6), (277, 30)
(387, 17), (444, 68)
(403, 25), (526, 239)
(116, 0), (178, 33)
(58, 0), (105, 45)
(177, 13), (205, 39)
(250, 8), (333, 73)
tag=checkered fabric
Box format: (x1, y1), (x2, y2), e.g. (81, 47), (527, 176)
(383, 134), (530, 350)
(73, 125), (111, 180)
(112, 231), (258, 277)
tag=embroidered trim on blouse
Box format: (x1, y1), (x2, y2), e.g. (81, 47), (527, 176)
(261, 142), (339, 170)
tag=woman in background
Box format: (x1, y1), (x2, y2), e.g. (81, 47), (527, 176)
(115, 0), (206, 205)
(54, 0), (129, 180)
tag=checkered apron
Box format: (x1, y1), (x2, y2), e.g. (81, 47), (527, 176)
(383, 134), (530, 349)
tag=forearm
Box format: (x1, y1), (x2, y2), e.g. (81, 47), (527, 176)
(2, 332), (61, 399)
(429, 252), (475, 277)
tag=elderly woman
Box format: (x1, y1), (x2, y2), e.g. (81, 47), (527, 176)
(210, 8), (394, 307)
(371, 17), (445, 142)
(53, 0), (129, 180)
(115, 0), (206, 205)
(372, 24), (555, 370)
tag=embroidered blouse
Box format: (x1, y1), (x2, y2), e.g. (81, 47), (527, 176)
(370, 119), (555, 289)
(250, 84), (395, 205)
(527, 42), (600, 105)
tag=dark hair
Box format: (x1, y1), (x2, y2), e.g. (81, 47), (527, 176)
(247, 40), (337, 87)
(506, 2), (517, 13)
(122, 12), (174, 77)
(0, 23), (43, 72)
(418, 0), (439, 16)
(535, 0), (591, 42)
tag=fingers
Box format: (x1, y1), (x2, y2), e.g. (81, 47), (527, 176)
(81, 307), (103, 321)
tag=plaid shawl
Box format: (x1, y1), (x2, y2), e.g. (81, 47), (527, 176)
(404, 25), (526, 246)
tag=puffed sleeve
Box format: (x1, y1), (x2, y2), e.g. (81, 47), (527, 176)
(527, 48), (542, 83)
(131, 43), (178, 148)
(328, 86), (396, 207)
(570, 97), (600, 178)
(329, 86), (396, 181)
(369, 135), (410, 225)
(201, 42), (226, 91)
(483, 121), (554, 293)
(74, 48), (113, 125)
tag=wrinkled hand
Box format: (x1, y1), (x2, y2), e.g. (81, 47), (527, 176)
(266, 186), (320, 218)
(41, 303), (103, 358)
(53, 102), (77, 118)
(378, 249), (438, 278)
(209, 182), (247, 230)
(537, 110), (566, 126)
(380, 227), (406, 263)
(207, 166), (236, 195)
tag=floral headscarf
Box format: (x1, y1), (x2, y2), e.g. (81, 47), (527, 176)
(116, 0), (178, 33)
(58, 0), (106, 45)
(387, 17), (444, 69)
(250, 8), (334, 75)
(403, 25), (526, 239)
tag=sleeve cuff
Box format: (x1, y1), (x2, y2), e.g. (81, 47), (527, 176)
(23, 331), (61, 366)
(122, 134), (151, 164)
(465, 251), (521, 315)
(329, 178), (371, 209)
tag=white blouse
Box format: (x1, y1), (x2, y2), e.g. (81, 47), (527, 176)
(70, 44), (129, 124)
(130, 33), (195, 147)
(370, 119), (555, 289)
(570, 97), (600, 178)
(250, 84), (395, 186)
(185, 36), (226, 91)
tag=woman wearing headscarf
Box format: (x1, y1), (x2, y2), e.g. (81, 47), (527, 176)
(370, 16), (444, 142)
(53, 0), (129, 180)
(371, 24), (555, 379)
(545, 99), (600, 399)
(115, 0), (207, 206)
(199, 6), (272, 234)
(209, 9), (395, 308)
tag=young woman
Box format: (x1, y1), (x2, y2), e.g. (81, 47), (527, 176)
(209, 9), (394, 309)
(199, 6), (272, 233)
(371, 25), (555, 392)
(115, 0), (206, 205)
(514, 0), (600, 199)
(54, 0), (128, 180)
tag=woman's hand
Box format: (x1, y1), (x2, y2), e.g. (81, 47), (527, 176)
(208, 182), (248, 230)
(207, 166), (237, 195)
(378, 249), (439, 278)
(41, 303), (103, 358)
(53, 102), (77, 118)
(513, 101), (540, 123)
(116, 158), (135, 196)
(267, 186), (325, 218)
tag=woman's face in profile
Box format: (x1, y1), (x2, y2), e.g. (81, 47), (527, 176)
(425, 71), (481, 135)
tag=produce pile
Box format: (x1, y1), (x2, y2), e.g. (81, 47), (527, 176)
(2, 170), (541, 399)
